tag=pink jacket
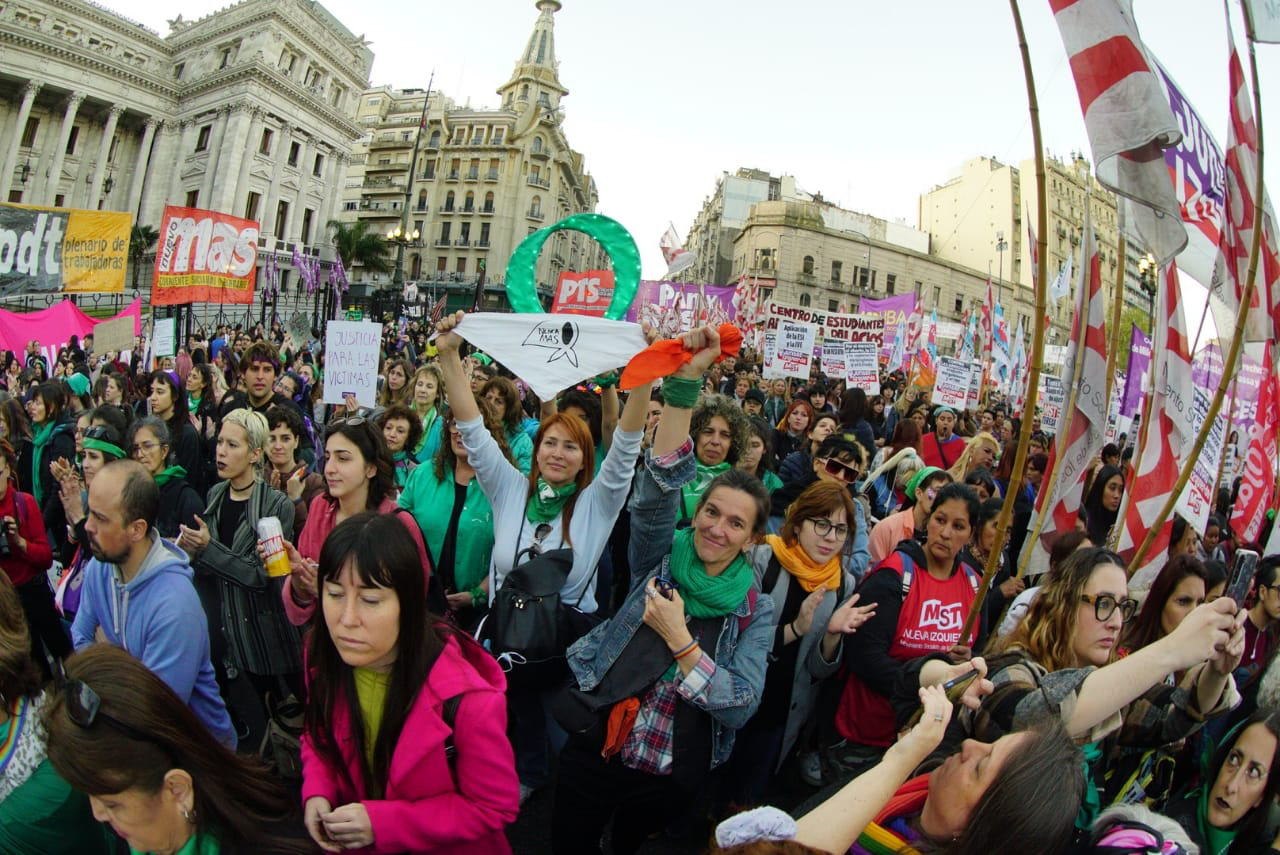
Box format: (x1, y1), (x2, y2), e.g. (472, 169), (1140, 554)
(282, 494), (429, 625)
(301, 634), (519, 854)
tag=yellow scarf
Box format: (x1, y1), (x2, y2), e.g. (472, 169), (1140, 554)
(765, 534), (841, 593)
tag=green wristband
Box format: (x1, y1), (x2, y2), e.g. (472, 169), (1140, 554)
(469, 586), (488, 608)
(662, 375), (702, 409)
(594, 370), (620, 389)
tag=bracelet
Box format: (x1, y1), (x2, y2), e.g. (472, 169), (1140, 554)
(662, 375), (701, 409)
(674, 643), (701, 661)
(469, 586), (488, 608)
(789, 620), (799, 638)
(671, 639), (697, 659)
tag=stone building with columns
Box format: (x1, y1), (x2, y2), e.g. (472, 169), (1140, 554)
(0, 0), (372, 282)
(336, 0), (603, 307)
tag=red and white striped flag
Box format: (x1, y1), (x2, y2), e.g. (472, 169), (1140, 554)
(1026, 205), (1039, 287)
(1209, 29), (1280, 344)
(1050, 0), (1187, 265)
(980, 276), (994, 358)
(1117, 262), (1195, 587)
(659, 224), (695, 278)
(1232, 343), (1277, 542)
(1026, 217), (1109, 574)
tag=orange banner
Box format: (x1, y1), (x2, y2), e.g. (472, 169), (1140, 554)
(0, 204), (130, 295)
(152, 205), (258, 305)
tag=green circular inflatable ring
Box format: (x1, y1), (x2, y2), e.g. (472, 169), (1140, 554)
(504, 213), (640, 320)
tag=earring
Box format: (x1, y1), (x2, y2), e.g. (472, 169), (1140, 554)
(182, 806), (196, 823)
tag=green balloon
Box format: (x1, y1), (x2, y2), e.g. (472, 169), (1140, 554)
(504, 213), (641, 320)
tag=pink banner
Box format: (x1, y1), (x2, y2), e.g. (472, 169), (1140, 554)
(859, 294), (917, 359)
(0, 298), (142, 366)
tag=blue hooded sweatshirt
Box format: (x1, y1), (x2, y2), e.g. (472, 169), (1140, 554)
(70, 532), (236, 749)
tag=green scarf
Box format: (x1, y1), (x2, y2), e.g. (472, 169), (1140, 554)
(154, 465), (187, 487)
(1198, 783), (1237, 855)
(681, 460), (731, 517)
(667, 527), (752, 618)
(187, 394), (201, 414)
(526, 477), (577, 523)
(30, 421), (56, 505)
(1075, 741), (1104, 831)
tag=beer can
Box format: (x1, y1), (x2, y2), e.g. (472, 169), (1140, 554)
(256, 516), (290, 578)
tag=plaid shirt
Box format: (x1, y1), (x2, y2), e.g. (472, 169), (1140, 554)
(621, 652), (717, 775)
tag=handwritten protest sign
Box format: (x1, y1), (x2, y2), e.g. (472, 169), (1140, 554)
(151, 317), (176, 359)
(323, 321), (382, 408)
(287, 312), (314, 347)
(846, 342), (880, 393)
(934, 357), (972, 409)
(1039, 375), (1066, 434)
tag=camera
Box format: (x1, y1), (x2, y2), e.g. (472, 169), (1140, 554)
(0, 525), (11, 558)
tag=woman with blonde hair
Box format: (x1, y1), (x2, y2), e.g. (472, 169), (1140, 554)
(947, 430), (1000, 483)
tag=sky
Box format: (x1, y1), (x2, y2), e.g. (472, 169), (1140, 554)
(111, 0), (1277, 295)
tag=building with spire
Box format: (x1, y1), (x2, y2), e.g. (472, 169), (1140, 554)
(338, 0), (603, 309)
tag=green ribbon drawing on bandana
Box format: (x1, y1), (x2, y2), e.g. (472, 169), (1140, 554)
(504, 213), (640, 320)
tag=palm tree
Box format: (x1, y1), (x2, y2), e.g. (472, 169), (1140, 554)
(129, 224), (160, 291)
(327, 220), (392, 274)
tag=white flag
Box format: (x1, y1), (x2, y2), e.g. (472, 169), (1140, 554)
(660, 225), (695, 278)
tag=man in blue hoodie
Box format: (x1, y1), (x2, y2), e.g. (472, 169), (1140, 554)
(71, 459), (236, 748)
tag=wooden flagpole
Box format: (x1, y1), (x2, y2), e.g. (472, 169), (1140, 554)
(960, 0), (1049, 644)
(1128, 5), (1267, 575)
(1105, 232), (1128, 402)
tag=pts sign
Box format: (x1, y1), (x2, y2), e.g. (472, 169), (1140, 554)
(551, 270), (615, 317)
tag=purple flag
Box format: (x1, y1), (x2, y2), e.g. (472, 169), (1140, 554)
(1120, 325), (1151, 418)
(858, 294), (917, 359)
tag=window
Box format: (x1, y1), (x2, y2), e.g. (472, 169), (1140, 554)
(275, 200), (289, 236)
(439, 222), (451, 242)
(954, 296), (963, 313)
(444, 191), (454, 212)
(537, 92), (550, 108)
(802, 255), (814, 275)
(483, 191), (494, 213)
(799, 293), (811, 307)
(754, 247), (775, 270)
(300, 209), (314, 244)
(531, 136), (543, 153)
(492, 129), (504, 145)
(331, 86), (344, 108)
(368, 97), (381, 106)
(429, 130), (440, 147)
(459, 222), (471, 244)
(831, 260), (842, 283)
(342, 201), (357, 211)
(488, 158), (499, 179)
(424, 161), (435, 179)
(468, 158), (479, 179)
(313, 154), (324, 177)
(174, 63), (185, 79)
(914, 280), (923, 294)
(220, 47), (233, 68)
(828, 300), (839, 312)
(65, 126), (79, 155)
(886, 273), (896, 295)
(437, 256), (447, 272)
(194, 124), (212, 152)
(520, 84), (529, 101)
(288, 142), (300, 167)
(933, 286), (942, 307)
(185, 190), (200, 208)
(416, 190), (427, 211)
(55, 194), (66, 207)
(449, 158), (460, 179)
(244, 192), (261, 221)
(463, 191), (474, 212)
(456, 257), (467, 274)
(452, 128), (464, 144)
(259, 128), (273, 155)
(20, 118), (39, 148)
(480, 222), (490, 245)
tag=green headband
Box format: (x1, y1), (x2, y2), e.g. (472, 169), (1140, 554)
(83, 437), (126, 460)
(905, 465), (944, 498)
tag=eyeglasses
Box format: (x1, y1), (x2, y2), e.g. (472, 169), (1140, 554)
(822, 458), (859, 483)
(328, 416), (366, 428)
(129, 440), (161, 455)
(806, 517), (850, 540)
(1079, 593), (1139, 622)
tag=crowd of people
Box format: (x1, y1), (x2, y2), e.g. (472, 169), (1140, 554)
(0, 313), (1276, 855)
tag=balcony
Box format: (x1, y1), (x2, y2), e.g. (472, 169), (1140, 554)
(477, 239), (491, 249)
(466, 170), (479, 181)
(362, 178), (404, 193)
(364, 161), (405, 173)
(369, 136), (412, 151)
(484, 170), (499, 182)
(437, 205), (455, 214)
(478, 205), (495, 216)
(461, 204), (475, 214)
(527, 174), (550, 189)
(529, 148), (549, 160)
(527, 208), (544, 222)
(446, 170), (460, 181)
(434, 237), (452, 248)
(455, 238), (471, 247)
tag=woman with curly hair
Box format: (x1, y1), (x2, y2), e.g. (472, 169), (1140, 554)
(377, 357), (414, 409)
(946, 430), (1000, 483)
(682, 393), (753, 523)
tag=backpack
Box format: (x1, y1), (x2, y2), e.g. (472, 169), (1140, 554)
(876, 538), (982, 599)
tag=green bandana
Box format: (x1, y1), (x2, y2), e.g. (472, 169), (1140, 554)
(526, 477), (577, 523)
(681, 460), (731, 517)
(667, 527), (753, 618)
(1198, 783), (1237, 855)
(83, 436), (126, 460)
(154, 465), (187, 487)
(30, 421), (57, 505)
(187, 394), (201, 414)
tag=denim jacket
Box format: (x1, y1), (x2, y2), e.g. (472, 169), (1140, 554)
(566, 443), (775, 769)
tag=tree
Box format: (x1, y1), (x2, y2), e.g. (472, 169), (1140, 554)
(1120, 304), (1152, 337)
(328, 220), (392, 274)
(129, 224), (160, 291)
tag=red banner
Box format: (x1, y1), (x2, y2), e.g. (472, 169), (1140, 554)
(550, 270), (615, 316)
(1232, 344), (1277, 543)
(152, 205), (258, 305)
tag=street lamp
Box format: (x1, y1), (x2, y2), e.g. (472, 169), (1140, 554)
(1137, 252), (1157, 332)
(386, 225), (420, 287)
(995, 230), (1008, 305)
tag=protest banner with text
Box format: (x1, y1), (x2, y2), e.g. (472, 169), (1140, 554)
(152, 205), (258, 305)
(0, 203), (130, 296)
(846, 342), (881, 393)
(550, 270), (616, 316)
(323, 321), (383, 408)
(934, 357), (972, 409)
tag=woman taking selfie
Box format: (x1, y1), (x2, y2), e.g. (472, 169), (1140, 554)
(302, 513), (518, 853)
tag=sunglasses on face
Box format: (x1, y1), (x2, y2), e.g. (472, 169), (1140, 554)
(822, 457), (859, 482)
(1080, 593), (1139, 622)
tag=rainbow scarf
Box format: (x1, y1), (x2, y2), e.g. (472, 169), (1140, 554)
(0, 695), (29, 776)
(851, 773), (929, 855)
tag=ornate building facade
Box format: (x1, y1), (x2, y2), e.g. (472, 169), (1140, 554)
(0, 0), (372, 273)
(337, 0), (603, 307)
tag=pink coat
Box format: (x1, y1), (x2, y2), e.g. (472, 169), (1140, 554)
(301, 634), (519, 854)
(282, 494), (429, 625)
